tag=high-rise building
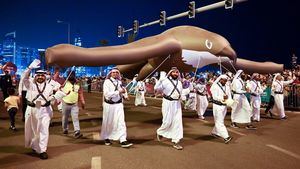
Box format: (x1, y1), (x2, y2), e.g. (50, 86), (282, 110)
(74, 36), (82, 47)
(2, 32), (16, 63)
(1, 32), (39, 74)
(15, 46), (39, 74)
(292, 53), (298, 69)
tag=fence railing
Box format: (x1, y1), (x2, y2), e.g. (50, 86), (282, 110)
(284, 84), (300, 109)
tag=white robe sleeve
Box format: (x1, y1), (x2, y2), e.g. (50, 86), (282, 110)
(154, 79), (164, 92)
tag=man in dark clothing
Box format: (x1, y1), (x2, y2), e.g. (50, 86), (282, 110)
(0, 70), (13, 100)
(87, 77), (92, 93)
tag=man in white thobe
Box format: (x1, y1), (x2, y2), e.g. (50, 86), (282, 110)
(23, 59), (59, 159)
(154, 67), (183, 150)
(210, 75), (233, 144)
(270, 74), (294, 119)
(100, 67), (133, 148)
(135, 80), (147, 106)
(195, 78), (208, 120)
(183, 78), (197, 111)
(231, 70), (256, 130)
(247, 73), (265, 122)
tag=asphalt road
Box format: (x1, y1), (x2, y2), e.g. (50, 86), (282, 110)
(0, 92), (300, 169)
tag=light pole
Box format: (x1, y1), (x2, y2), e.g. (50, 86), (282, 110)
(57, 20), (70, 44)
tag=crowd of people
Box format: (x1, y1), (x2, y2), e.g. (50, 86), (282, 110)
(1, 59), (300, 160)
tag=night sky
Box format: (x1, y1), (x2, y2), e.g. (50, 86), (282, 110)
(0, 0), (299, 68)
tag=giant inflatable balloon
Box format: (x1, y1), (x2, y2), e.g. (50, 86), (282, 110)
(46, 26), (283, 80)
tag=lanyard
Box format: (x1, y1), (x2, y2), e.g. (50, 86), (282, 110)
(167, 77), (180, 97)
(217, 82), (226, 95)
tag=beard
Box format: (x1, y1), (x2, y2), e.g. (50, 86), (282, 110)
(36, 78), (45, 84)
(171, 75), (178, 80)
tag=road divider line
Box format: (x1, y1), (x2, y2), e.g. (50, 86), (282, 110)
(91, 156), (101, 169)
(149, 106), (161, 109)
(266, 144), (300, 159)
(198, 119), (210, 124)
(227, 128), (246, 136)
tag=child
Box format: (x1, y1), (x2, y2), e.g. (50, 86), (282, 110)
(4, 88), (20, 131)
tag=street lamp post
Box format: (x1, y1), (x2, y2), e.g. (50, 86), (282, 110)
(57, 20), (70, 44)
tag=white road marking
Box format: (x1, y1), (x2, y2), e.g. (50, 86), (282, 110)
(149, 106), (161, 109)
(91, 156), (101, 169)
(93, 132), (100, 141)
(227, 128), (246, 136)
(144, 96), (162, 100)
(197, 119), (210, 124)
(266, 144), (300, 159)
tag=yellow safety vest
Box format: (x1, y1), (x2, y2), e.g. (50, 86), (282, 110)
(62, 81), (80, 104)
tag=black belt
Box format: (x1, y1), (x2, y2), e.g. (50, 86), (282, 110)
(196, 91), (206, 96)
(250, 93), (259, 97)
(163, 95), (179, 101)
(27, 101), (51, 107)
(104, 98), (122, 104)
(274, 91), (283, 94)
(212, 99), (226, 106)
(232, 91), (244, 95)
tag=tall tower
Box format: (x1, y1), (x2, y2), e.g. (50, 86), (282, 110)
(73, 31), (86, 76)
(2, 32), (16, 63)
(292, 53), (298, 69)
(74, 31), (82, 47)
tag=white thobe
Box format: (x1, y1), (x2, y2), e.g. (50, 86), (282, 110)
(184, 82), (196, 110)
(211, 82), (231, 139)
(195, 83), (208, 117)
(135, 81), (147, 106)
(154, 77), (183, 143)
(247, 80), (264, 121)
(231, 78), (251, 123)
(100, 77), (127, 142)
(23, 69), (56, 154)
(271, 79), (293, 118)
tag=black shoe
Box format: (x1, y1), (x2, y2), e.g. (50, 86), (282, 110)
(32, 149), (37, 153)
(74, 131), (83, 139)
(9, 126), (17, 131)
(104, 139), (112, 146)
(268, 112), (274, 118)
(211, 133), (221, 138)
(39, 152), (48, 160)
(246, 125), (257, 130)
(120, 141), (133, 148)
(63, 130), (68, 135)
(231, 122), (239, 128)
(281, 116), (288, 120)
(224, 137), (233, 144)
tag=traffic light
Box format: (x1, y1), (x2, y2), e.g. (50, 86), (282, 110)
(117, 26), (124, 38)
(188, 1), (196, 19)
(159, 11), (166, 26)
(225, 0), (233, 9)
(133, 20), (139, 34)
